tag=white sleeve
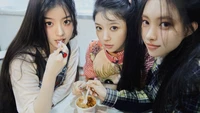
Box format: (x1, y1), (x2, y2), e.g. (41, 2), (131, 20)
(10, 55), (39, 113)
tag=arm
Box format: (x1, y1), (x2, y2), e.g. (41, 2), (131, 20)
(172, 61), (200, 113)
(102, 89), (152, 112)
(72, 41), (100, 96)
(173, 93), (200, 113)
(11, 46), (68, 113)
(87, 80), (152, 113)
(10, 55), (55, 113)
(52, 38), (79, 105)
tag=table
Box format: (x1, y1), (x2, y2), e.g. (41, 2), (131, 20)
(51, 92), (123, 113)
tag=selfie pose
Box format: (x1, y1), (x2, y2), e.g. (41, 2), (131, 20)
(86, 0), (200, 112)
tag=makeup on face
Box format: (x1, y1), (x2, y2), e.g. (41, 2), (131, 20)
(141, 0), (185, 57)
(95, 12), (127, 53)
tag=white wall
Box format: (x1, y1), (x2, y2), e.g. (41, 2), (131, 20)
(76, 18), (97, 66)
(0, 14), (97, 67)
(0, 15), (24, 50)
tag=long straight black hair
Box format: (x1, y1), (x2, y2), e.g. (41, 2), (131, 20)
(117, 0), (146, 91)
(136, 0), (200, 112)
(0, 0), (77, 113)
(92, 0), (145, 91)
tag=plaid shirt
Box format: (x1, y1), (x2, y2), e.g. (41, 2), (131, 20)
(102, 58), (200, 113)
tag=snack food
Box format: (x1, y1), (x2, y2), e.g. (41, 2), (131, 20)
(76, 96), (96, 108)
(75, 95), (97, 113)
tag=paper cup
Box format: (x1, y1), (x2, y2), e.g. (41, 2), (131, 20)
(75, 95), (96, 113)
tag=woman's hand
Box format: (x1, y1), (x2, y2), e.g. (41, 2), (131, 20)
(45, 42), (69, 78)
(87, 80), (107, 101)
(72, 81), (87, 95)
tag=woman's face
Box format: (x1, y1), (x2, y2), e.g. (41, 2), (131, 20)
(45, 5), (74, 53)
(95, 12), (127, 53)
(141, 0), (186, 57)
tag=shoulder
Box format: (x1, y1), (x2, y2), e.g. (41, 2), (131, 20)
(181, 57), (200, 93)
(10, 51), (37, 80)
(10, 47), (39, 68)
(88, 40), (102, 54)
(10, 48), (36, 68)
(12, 47), (37, 63)
(89, 40), (101, 46)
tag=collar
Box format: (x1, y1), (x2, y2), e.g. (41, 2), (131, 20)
(155, 57), (163, 65)
(104, 50), (124, 64)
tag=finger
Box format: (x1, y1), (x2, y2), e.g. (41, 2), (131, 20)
(74, 81), (86, 90)
(89, 90), (98, 97)
(58, 42), (68, 52)
(87, 80), (97, 85)
(72, 85), (82, 95)
(60, 42), (68, 51)
(87, 80), (101, 86)
(54, 47), (63, 55)
(79, 83), (86, 90)
(51, 48), (63, 60)
(87, 84), (100, 96)
(90, 87), (98, 97)
(57, 41), (62, 48)
(72, 89), (82, 95)
(59, 43), (69, 60)
(87, 83), (97, 89)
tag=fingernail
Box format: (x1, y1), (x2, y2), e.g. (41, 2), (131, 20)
(79, 86), (83, 89)
(57, 41), (62, 48)
(94, 77), (98, 80)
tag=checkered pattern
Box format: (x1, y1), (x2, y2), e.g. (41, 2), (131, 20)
(102, 58), (200, 112)
(38, 63), (68, 89)
(54, 66), (68, 88)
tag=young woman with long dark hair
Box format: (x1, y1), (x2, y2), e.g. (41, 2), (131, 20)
(0, 0), (79, 113)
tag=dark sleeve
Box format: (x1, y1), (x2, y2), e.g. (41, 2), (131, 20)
(102, 89), (153, 112)
(114, 100), (152, 112)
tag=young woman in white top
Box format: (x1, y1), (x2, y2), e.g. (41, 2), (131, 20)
(0, 0), (79, 113)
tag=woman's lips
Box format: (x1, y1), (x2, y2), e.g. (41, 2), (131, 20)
(146, 43), (160, 50)
(104, 44), (113, 49)
(56, 39), (65, 44)
(56, 40), (65, 48)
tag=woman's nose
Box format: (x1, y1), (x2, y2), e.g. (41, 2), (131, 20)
(56, 25), (64, 36)
(145, 27), (157, 41)
(103, 30), (111, 41)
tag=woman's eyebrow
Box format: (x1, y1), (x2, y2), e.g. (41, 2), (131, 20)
(64, 15), (71, 19)
(44, 17), (53, 19)
(142, 15), (149, 19)
(159, 16), (173, 20)
(44, 15), (71, 20)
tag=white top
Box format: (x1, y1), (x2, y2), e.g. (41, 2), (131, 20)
(10, 38), (79, 113)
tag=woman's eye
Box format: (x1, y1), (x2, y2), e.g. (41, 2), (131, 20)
(142, 20), (149, 26)
(64, 20), (71, 25)
(96, 26), (102, 31)
(160, 22), (171, 28)
(45, 22), (53, 26)
(110, 26), (118, 31)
